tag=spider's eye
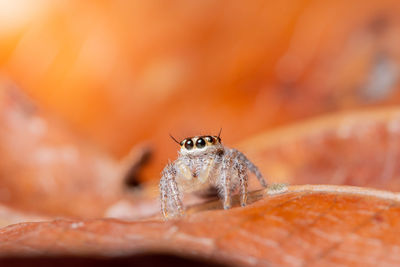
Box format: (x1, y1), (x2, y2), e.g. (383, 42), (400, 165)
(184, 139), (194, 150)
(196, 138), (206, 148)
(205, 136), (213, 143)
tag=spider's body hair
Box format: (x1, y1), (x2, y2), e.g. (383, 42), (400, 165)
(159, 135), (267, 218)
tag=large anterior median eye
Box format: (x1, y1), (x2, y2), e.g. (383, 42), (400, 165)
(184, 139), (194, 150)
(196, 138), (206, 148)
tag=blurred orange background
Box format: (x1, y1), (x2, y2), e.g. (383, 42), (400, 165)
(2, 3), (400, 264)
(1, 0), (400, 182)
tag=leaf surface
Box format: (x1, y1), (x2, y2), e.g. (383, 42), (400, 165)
(0, 185), (399, 267)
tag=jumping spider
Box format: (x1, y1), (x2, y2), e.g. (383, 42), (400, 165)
(159, 133), (267, 218)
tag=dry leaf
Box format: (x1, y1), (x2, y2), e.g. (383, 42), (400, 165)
(241, 107), (400, 191)
(0, 84), (153, 218)
(0, 185), (398, 267)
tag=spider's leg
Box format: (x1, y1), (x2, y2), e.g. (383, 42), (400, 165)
(232, 149), (267, 188)
(235, 159), (248, 207)
(219, 153), (233, 209)
(159, 162), (183, 218)
(159, 178), (168, 218)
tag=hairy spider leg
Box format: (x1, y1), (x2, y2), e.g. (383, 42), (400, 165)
(234, 156), (248, 207)
(231, 148), (268, 188)
(218, 152), (235, 210)
(159, 163), (183, 218)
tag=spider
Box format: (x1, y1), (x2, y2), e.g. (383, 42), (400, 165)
(159, 131), (267, 218)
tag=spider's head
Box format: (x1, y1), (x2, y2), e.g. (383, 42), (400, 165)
(174, 135), (222, 155)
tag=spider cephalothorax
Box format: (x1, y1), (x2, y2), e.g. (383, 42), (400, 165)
(160, 133), (267, 218)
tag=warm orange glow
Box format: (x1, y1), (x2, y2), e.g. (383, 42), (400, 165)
(1, 1), (400, 181)
(0, 0), (49, 34)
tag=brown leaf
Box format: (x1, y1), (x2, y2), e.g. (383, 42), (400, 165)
(240, 107), (400, 191)
(0, 185), (398, 267)
(0, 204), (46, 228)
(0, 84), (154, 218)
